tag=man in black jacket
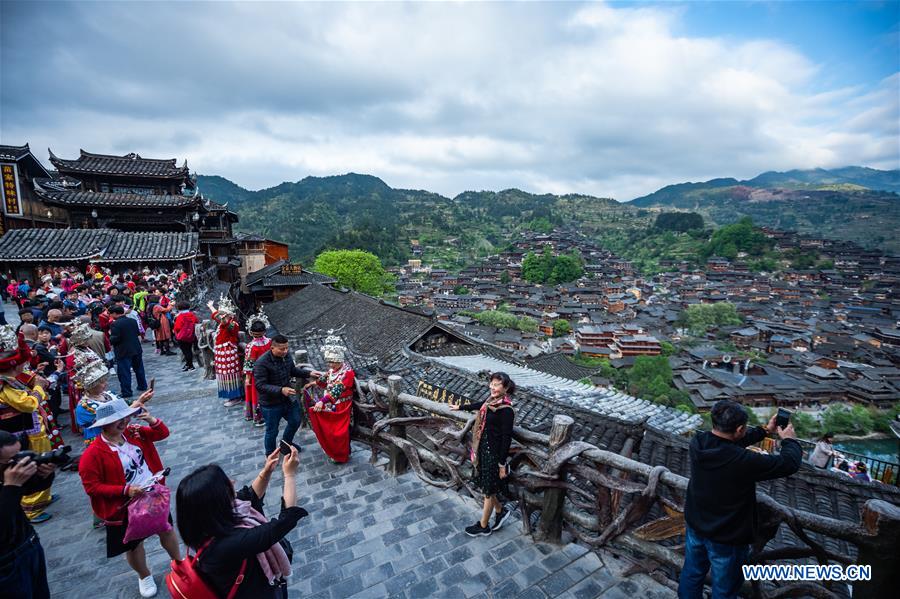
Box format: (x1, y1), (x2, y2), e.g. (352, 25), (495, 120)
(253, 335), (321, 456)
(107, 305), (147, 398)
(0, 431), (56, 599)
(679, 400), (801, 599)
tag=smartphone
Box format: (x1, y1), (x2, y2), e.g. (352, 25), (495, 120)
(149, 378), (155, 391)
(279, 439), (293, 456)
(775, 408), (792, 429)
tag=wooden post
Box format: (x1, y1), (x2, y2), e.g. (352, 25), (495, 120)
(854, 500), (900, 599)
(536, 414), (574, 544)
(293, 350), (311, 430)
(387, 375), (408, 476)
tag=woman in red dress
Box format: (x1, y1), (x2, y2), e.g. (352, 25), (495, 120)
(305, 334), (354, 463)
(243, 309), (272, 427)
(207, 296), (243, 407)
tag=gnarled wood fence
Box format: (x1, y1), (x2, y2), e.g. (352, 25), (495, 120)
(342, 375), (900, 599)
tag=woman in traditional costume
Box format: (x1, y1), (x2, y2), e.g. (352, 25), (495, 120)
(305, 334), (355, 463)
(208, 296), (243, 408)
(0, 325), (57, 523)
(243, 309), (272, 427)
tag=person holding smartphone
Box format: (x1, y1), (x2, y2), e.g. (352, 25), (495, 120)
(78, 397), (180, 598)
(173, 445), (307, 598)
(679, 400), (801, 599)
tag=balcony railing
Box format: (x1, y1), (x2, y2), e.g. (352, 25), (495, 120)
(333, 376), (900, 599)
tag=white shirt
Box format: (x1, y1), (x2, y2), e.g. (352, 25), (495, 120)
(103, 435), (154, 488)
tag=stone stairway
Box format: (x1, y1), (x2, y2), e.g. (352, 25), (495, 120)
(28, 327), (674, 598)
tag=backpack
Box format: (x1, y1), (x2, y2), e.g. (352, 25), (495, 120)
(166, 540), (247, 599)
(146, 303), (161, 330)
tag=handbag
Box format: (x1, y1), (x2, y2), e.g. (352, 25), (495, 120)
(123, 483), (172, 543)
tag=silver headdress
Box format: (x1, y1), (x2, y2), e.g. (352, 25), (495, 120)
(73, 348), (110, 389)
(0, 325), (17, 352)
(321, 330), (347, 363)
(214, 294), (237, 317)
(68, 319), (94, 346)
(246, 307), (270, 331)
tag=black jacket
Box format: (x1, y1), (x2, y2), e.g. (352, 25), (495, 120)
(198, 486), (307, 599)
(1, 471), (55, 555)
(253, 351), (312, 408)
(32, 342), (58, 377)
(459, 400), (515, 463)
(685, 427), (802, 545)
(108, 316), (142, 359)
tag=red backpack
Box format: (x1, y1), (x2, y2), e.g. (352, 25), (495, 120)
(166, 540), (247, 599)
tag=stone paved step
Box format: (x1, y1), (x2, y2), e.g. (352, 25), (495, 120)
(20, 311), (674, 599)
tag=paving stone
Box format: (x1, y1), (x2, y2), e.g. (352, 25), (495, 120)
(538, 568), (578, 596)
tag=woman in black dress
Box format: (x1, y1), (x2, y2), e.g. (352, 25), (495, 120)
(452, 372), (516, 537)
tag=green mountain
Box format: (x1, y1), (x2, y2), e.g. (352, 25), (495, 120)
(196, 174), (632, 268)
(630, 168), (900, 253)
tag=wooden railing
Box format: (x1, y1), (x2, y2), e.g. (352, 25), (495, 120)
(796, 439), (899, 487)
(345, 375), (900, 599)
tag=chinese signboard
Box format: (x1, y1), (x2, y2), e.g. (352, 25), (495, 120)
(416, 380), (469, 406)
(1, 164), (22, 216)
(280, 263), (303, 275)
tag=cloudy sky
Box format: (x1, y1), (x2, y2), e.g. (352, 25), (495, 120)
(1, 1), (898, 201)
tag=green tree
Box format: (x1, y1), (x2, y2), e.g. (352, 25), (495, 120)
(452, 285), (469, 295)
(790, 411), (820, 439)
(499, 270), (511, 285)
(552, 319), (572, 337)
(549, 254), (583, 284)
(313, 249), (391, 296)
(660, 341), (677, 357)
(678, 303), (743, 336)
(625, 355), (689, 407)
(701, 217), (770, 260)
(820, 405), (874, 436)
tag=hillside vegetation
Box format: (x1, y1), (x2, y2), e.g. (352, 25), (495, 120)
(196, 166), (899, 268)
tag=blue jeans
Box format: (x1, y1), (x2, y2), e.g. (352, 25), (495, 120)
(0, 534), (50, 599)
(678, 525), (749, 599)
(115, 354), (147, 398)
(261, 401), (301, 456)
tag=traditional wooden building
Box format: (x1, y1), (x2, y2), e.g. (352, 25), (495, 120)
(236, 233), (290, 281)
(0, 146), (241, 281)
(0, 144), (68, 233)
(240, 259), (336, 309)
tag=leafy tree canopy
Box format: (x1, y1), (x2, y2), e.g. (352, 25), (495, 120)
(313, 249), (392, 296)
(522, 247), (584, 284)
(678, 302), (743, 336)
(552, 319), (572, 337)
(701, 217), (771, 260)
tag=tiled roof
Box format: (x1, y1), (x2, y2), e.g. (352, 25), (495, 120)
(48, 149), (190, 178)
(35, 189), (198, 208)
(0, 143), (31, 162)
(526, 352), (602, 381)
(266, 283), (439, 364)
(0, 229), (199, 262)
(245, 260), (337, 289)
(431, 354), (702, 435)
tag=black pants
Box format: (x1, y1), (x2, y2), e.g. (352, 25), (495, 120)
(177, 340), (194, 369)
(0, 534), (50, 599)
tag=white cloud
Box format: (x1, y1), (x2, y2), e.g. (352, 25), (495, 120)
(1, 1), (896, 199)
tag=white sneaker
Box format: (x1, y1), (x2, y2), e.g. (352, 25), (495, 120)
(138, 575), (157, 598)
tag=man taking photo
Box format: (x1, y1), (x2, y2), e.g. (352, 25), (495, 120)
(0, 431), (56, 598)
(253, 335), (322, 456)
(679, 400), (801, 599)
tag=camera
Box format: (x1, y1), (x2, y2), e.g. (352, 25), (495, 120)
(12, 445), (72, 466)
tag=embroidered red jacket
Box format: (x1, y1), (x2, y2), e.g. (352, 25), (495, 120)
(78, 419), (169, 521)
